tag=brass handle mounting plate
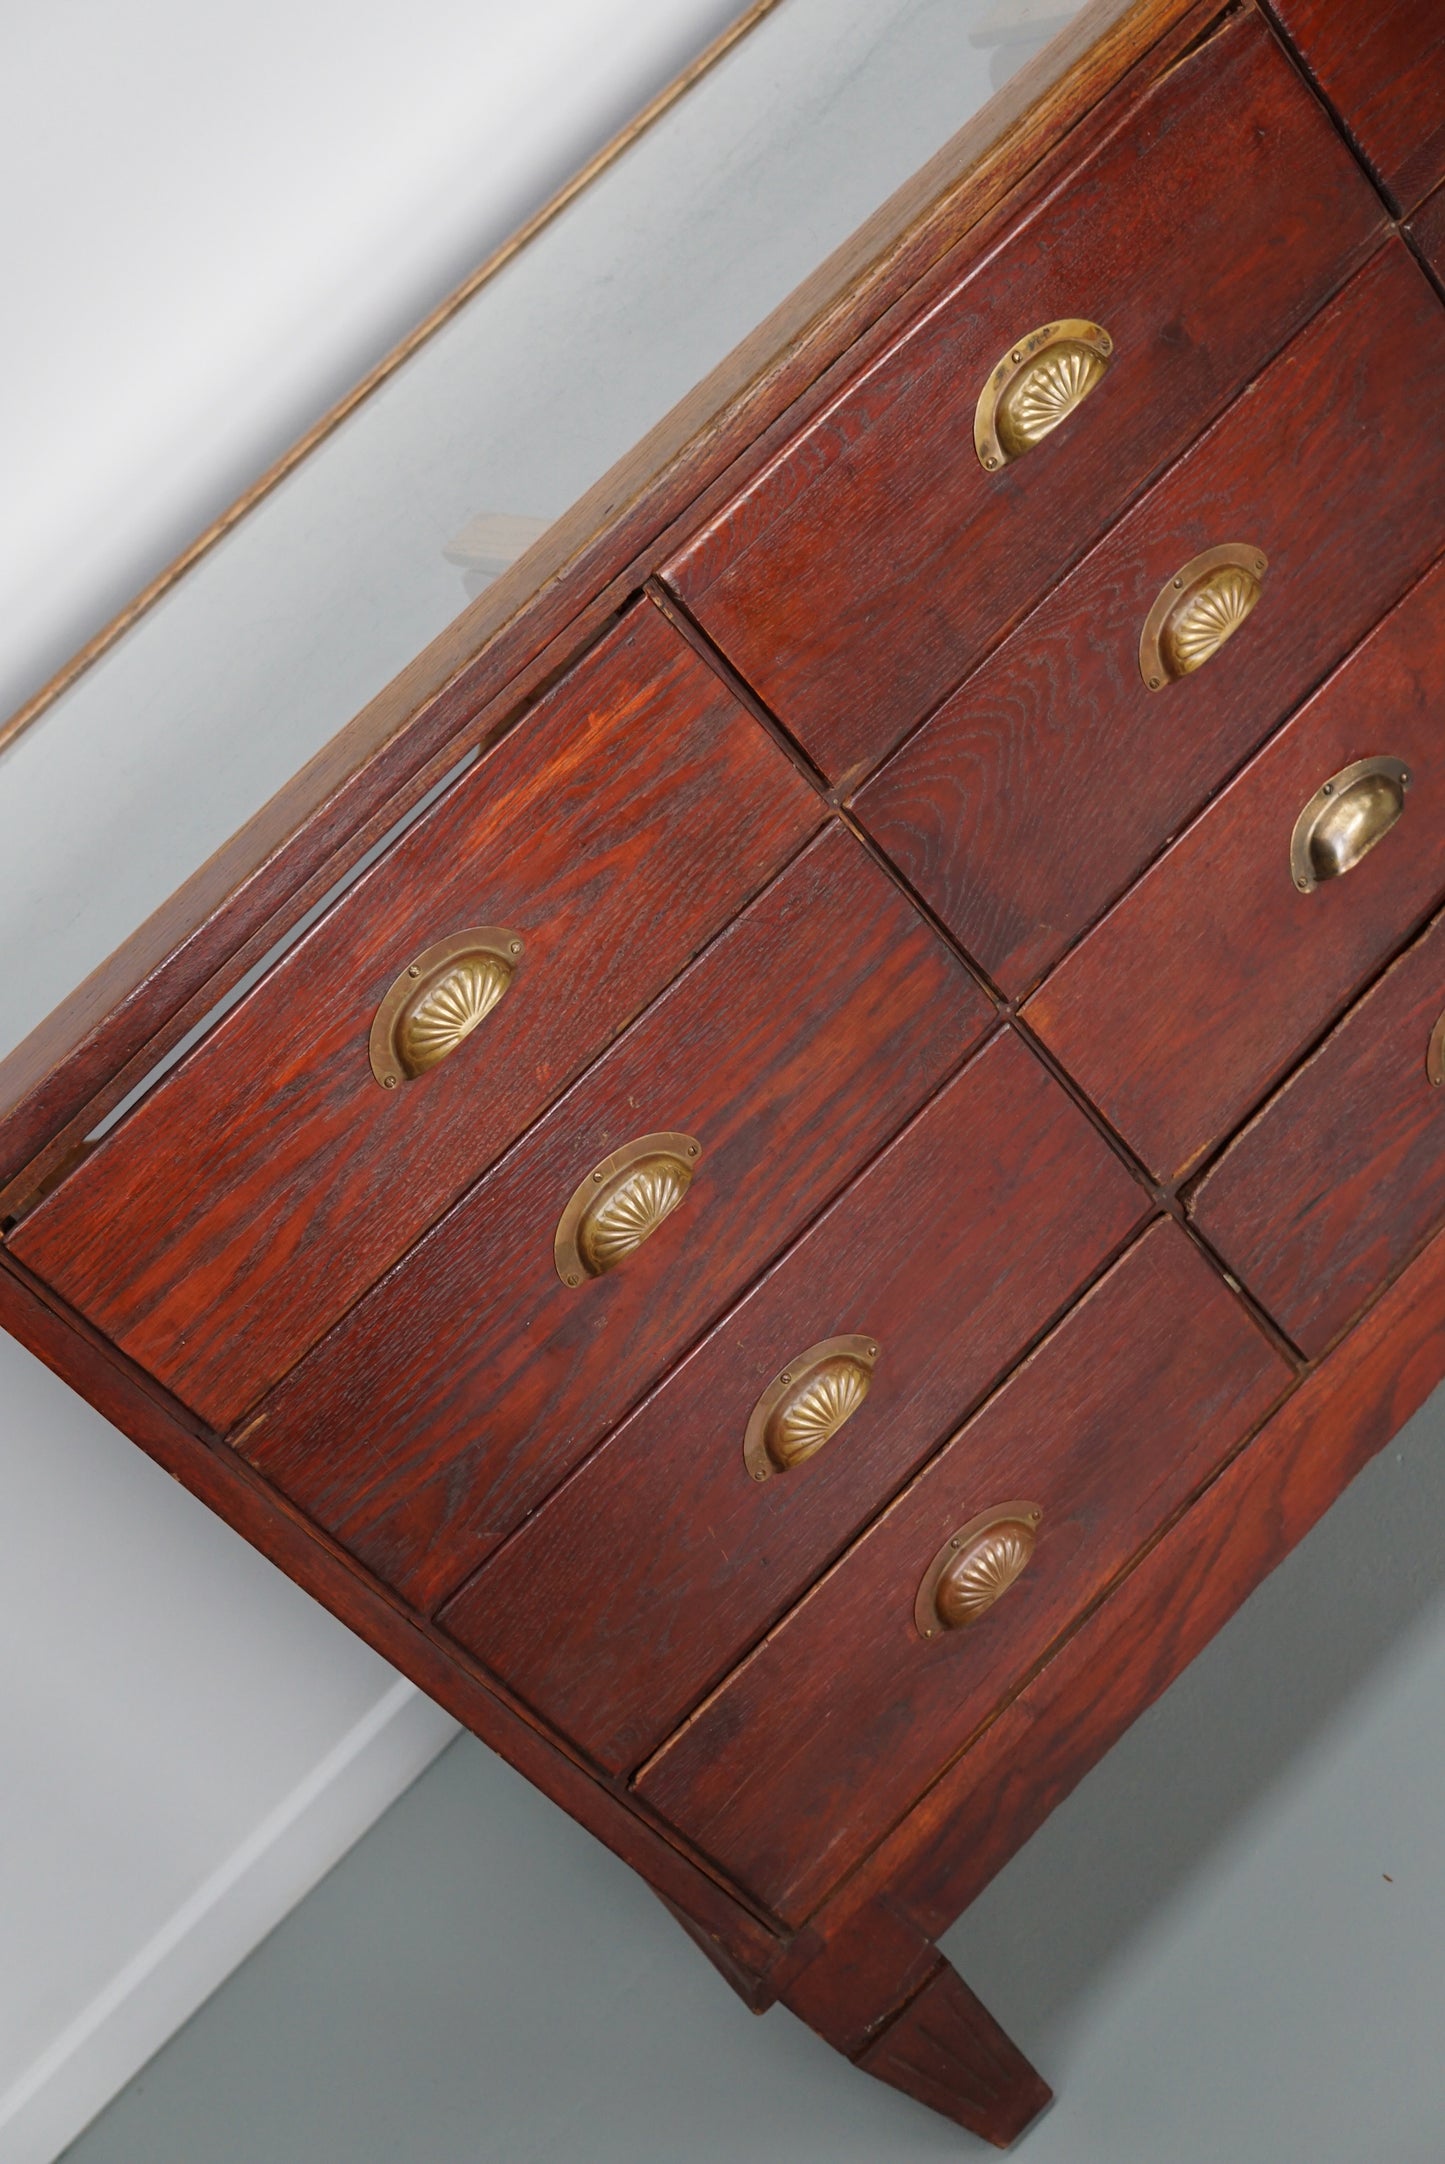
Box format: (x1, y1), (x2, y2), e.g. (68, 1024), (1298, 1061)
(742, 1335), (879, 1482)
(554, 1130), (701, 1286)
(915, 1501), (1042, 1639)
(1290, 756), (1410, 894)
(974, 319), (1113, 471)
(369, 926), (523, 1087)
(1139, 543), (1268, 689)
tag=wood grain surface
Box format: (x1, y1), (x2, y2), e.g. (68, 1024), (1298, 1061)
(1026, 554), (1445, 1179)
(638, 1223), (1288, 1921)
(1191, 906), (1445, 1358)
(856, 1963), (1053, 2149)
(664, 9), (1384, 788)
(857, 1216), (1445, 1945)
(0, 0), (1216, 1204)
(857, 244), (1445, 997)
(440, 1032), (1147, 1772)
(1271, 0), (1445, 214)
(13, 609), (821, 1426)
(244, 827), (991, 1613)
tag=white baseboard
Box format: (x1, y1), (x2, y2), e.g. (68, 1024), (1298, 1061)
(0, 1680), (458, 2164)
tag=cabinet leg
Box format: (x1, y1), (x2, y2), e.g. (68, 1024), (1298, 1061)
(780, 1898), (1051, 2149)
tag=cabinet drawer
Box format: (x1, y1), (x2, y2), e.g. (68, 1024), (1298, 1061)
(439, 1031), (1146, 1773)
(1026, 555), (1445, 1181)
(11, 607), (823, 1427)
(1191, 908), (1445, 1358)
(1273, 0), (1445, 214)
(857, 244), (1445, 999)
(240, 826), (991, 1612)
(662, 9), (1382, 788)
(637, 1223), (1289, 1923)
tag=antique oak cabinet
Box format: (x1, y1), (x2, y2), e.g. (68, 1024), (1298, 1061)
(6, 0), (1445, 2144)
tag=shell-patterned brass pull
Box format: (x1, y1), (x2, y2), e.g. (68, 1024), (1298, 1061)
(914, 1502), (1042, 1639)
(1290, 757), (1410, 894)
(974, 320), (1113, 471)
(369, 926), (522, 1087)
(554, 1131), (701, 1286)
(1139, 543), (1268, 689)
(743, 1335), (878, 1482)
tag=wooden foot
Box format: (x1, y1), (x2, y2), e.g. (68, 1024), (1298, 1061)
(780, 1897), (1051, 2149)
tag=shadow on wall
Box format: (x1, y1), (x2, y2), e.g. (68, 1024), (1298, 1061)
(944, 1378), (1445, 2051)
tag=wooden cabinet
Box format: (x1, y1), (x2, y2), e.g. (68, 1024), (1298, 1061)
(854, 245), (1445, 997)
(663, 7), (1382, 790)
(240, 825), (987, 1609)
(1191, 909), (1445, 1358)
(1271, 0), (1445, 212)
(6, 1), (1445, 2146)
(9, 607), (822, 1423)
(636, 1225), (1289, 1922)
(1025, 556), (1445, 1179)
(440, 1031), (1148, 1771)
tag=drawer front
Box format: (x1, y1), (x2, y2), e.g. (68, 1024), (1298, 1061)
(241, 826), (991, 1612)
(857, 244), (1445, 999)
(439, 1031), (1147, 1774)
(662, 10), (1383, 788)
(12, 607), (821, 1428)
(1273, 0), (1445, 214)
(1190, 908), (1445, 1358)
(1026, 554), (1445, 1181)
(636, 1223), (1289, 1923)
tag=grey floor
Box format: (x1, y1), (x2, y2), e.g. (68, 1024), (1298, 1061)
(65, 1383), (1445, 2162)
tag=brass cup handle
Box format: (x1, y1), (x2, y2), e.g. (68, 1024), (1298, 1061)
(974, 320), (1113, 471)
(743, 1335), (878, 1482)
(1139, 544), (1268, 689)
(914, 1502), (1042, 1639)
(370, 926), (523, 1087)
(1290, 757), (1410, 894)
(554, 1131), (701, 1287)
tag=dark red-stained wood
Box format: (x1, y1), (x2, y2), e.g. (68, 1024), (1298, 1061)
(778, 1898), (1051, 2150)
(12, 609), (822, 1428)
(857, 242), (1445, 998)
(1270, 0), (1445, 215)
(1025, 554), (1445, 1180)
(1190, 907), (1445, 1358)
(0, 1251), (783, 1987)
(855, 1964), (1053, 2149)
(243, 827), (991, 1612)
(663, 9), (1384, 788)
(1411, 180), (1445, 288)
(440, 1032), (1147, 1772)
(639, 1224), (1289, 1922)
(837, 1214), (1445, 1947)
(0, 0), (1226, 1207)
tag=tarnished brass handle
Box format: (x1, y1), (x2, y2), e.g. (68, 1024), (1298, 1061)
(1290, 757), (1410, 894)
(974, 319), (1113, 471)
(743, 1335), (878, 1482)
(370, 926), (522, 1087)
(914, 1502), (1042, 1639)
(554, 1131), (701, 1287)
(1139, 543), (1268, 689)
